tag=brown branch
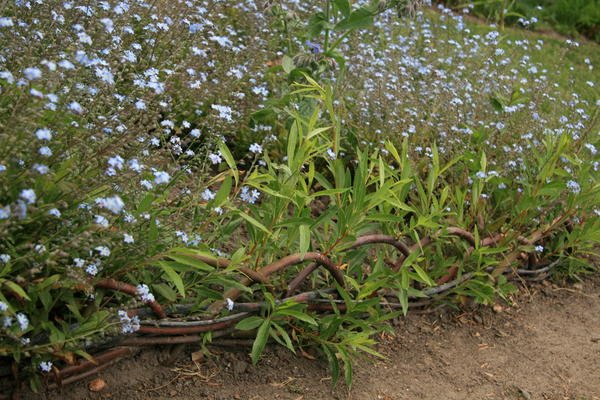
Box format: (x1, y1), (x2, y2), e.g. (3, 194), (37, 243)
(179, 253), (230, 268)
(50, 357), (127, 388)
(55, 347), (134, 381)
(286, 262), (318, 297)
(444, 227), (476, 247)
(239, 267), (271, 286)
(120, 335), (207, 346)
(137, 318), (241, 335)
(96, 278), (166, 319)
(209, 252), (344, 315)
(349, 234), (411, 257)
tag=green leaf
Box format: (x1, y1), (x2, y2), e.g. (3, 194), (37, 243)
(323, 345), (340, 385)
(287, 120), (299, 169)
(307, 12), (327, 37)
(39, 290), (52, 311)
(299, 224), (310, 255)
(4, 280), (30, 301)
(239, 211), (272, 235)
(235, 316), (264, 331)
(167, 254), (215, 272)
(148, 216), (159, 243)
(398, 288), (409, 316)
(217, 141), (238, 186)
(365, 213), (406, 223)
(153, 283), (177, 302)
(272, 322), (295, 354)
(251, 319), (271, 364)
(342, 352), (353, 387)
(282, 55), (295, 74)
(158, 262), (186, 298)
(309, 188), (349, 199)
(335, 7), (374, 31)
(355, 343), (385, 359)
(306, 126), (332, 140)
(275, 308), (318, 326)
(490, 96), (504, 112)
(412, 264), (435, 286)
(385, 196), (415, 213)
(333, 0), (351, 17)
(213, 175), (232, 206)
(137, 193), (155, 213)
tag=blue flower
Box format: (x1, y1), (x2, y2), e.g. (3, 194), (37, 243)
(305, 40), (322, 54)
(39, 361), (53, 373)
(23, 67), (42, 80)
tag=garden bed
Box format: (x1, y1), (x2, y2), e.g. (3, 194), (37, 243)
(0, 0), (598, 395)
(15, 274), (600, 400)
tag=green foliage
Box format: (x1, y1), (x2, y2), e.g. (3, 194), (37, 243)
(440, 0), (600, 41)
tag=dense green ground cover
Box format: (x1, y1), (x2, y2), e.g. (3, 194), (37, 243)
(439, 0), (600, 42)
(0, 0), (598, 390)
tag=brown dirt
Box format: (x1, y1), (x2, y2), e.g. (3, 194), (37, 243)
(25, 275), (600, 400)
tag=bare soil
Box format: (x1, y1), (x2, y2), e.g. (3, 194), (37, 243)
(26, 275), (600, 400)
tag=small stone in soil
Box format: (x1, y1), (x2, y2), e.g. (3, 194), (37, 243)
(89, 378), (107, 392)
(233, 360), (249, 375)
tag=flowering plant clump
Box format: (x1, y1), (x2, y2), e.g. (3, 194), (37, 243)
(0, 0), (598, 392)
(0, 0), (279, 388)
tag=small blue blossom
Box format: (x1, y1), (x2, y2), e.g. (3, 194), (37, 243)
(95, 246), (111, 257)
(226, 298), (234, 311)
(73, 258), (85, 268)
(190, 128), (201, 138)
(35, 128), (54, 141)
(305, 40), (322, 54)
(140, 179), (154, 190)
(39, 361), (53, 372)
(566, 180), (581, 194)
(94, 215), (109, 227)
(16, 313), (29, 331)
(0, 71), (14, 83)
(201, 189), (215, 201)
(326, 148), (336, 160)
(0, 206), (11, 219)
(175, 230), (189, 243)
(240, 186), (260, 204)
(39, 146), (53, 157)
(85, 264), (98, 276)
(118, 310), (140, 334)
(95, 67), (115, 85)
(211, 104), (233, 122)
(68, 101), (83, 114)
(0, 17), (14, 27)
(19, 189), (36, 204)
(249, 143), (262, 154)
(95, 195), (125, 214)
(136, 284), (155, 303)
(23, 67), (42, 80)
(208, 153), (222, 164)
(33, 164), (49, 174)
(123, 233), (134, 244)
(153, 171), (171, 185)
